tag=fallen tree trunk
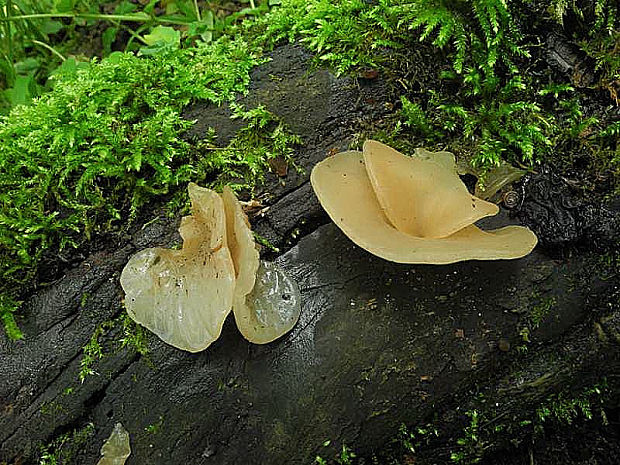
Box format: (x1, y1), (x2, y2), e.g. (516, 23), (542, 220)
(1, 44), (618, 465)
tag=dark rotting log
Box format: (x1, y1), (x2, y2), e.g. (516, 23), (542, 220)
(1, 44), (618, 465)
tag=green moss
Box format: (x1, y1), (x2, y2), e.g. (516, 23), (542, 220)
(535, 383), (605, 426)
(398, 423), (440, 455)
(254, 232), (281, 253)
(0, 294), (23, 340)
(249, 0), (386, 75)
(118, 312), (149, 357)
(144, 415), (165, 434)
(0, 34), (269, 339)
(451, 409), (484, 463)
(249, 0), (618, 178)
(530, 296), (557, 329)
(78, 310), (153, 383)
(309, 378), (612, 465)
(451, 381), (610, 464)
(38, 422), (95, 465)
(315, 443), (357, 465)
(79, 320), (114, 383)
(206, 103), (302, 191)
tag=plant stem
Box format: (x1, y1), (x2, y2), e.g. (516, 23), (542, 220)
(0, 13), (192, 26)
(119, 24), (149, 48)
(28, 39), (66, 61)
(194, 0), (202, 22)
(6, 0), (13, 63)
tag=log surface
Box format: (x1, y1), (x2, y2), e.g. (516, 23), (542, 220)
(1, 44), (618, 465)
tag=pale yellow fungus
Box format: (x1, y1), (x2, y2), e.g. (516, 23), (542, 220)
(310, 141), (537, 264)
(121, 184), (235, 352)
(121, 183), (300, 352)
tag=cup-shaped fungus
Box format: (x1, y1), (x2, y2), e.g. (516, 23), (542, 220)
(222, 186), (301, 344)
(121, 183), (301, 352)
(310, 141), (537, 264)
(121, 184), (235, 352)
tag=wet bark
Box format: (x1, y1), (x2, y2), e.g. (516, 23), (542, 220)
(1, 44), (619, 465)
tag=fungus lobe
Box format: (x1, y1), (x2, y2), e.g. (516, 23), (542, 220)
(363, 141), (499, 238)
(121, 184), (235, 352)
(222, 185), (301, 344)
(310, 141), (537, 264)
(235, 260), (301, 344)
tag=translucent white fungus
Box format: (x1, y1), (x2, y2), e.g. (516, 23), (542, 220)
(121, 183), (300, 352)
(222, 185), (260, 301)
(234, 261), (301, 344)
(121, 184), (235, 352)
(97, 423), (130, 465)
(221, 186), (301, 344)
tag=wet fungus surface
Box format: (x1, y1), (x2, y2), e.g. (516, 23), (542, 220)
(97, 423), (131, 465)
(310, 140), (538, 264)
(121, 183), (300, 352)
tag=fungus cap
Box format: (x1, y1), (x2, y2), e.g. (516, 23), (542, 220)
(310, 147), (537, 264)
(363, 140), (499, 238)
(120, 184), (235, 352)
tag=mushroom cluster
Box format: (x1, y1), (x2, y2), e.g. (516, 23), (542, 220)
(120, 183), (301, 352)
(311, 140), (537, 264)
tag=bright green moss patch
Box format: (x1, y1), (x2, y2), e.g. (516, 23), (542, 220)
(250, 0), (394, 75)
(0, 294), (23, 340)
(250, 0), (618, 174)
(0, 37), (267, 339)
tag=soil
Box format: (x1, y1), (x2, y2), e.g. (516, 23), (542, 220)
(0, 43), (618, 465)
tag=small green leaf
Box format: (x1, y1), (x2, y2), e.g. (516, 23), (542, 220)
(102, 27), (119, 55)
(114, 0), (137, 14)
(14, 58), (40, 75)
(55, 0), (75, 13)
(4, 74), (34, 107)
(143, 26), (181, 46)
(49, 58), (90, 82)
(187, 12), (214, 43)
(140, 26), (181, 56)
(143, 0), (160, 15)
(41, 19), (64, 35)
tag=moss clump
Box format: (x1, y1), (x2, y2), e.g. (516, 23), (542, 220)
(0, 36), (271, 339)
(248, 0), (618, 179)
(38, 422), (95, 465)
